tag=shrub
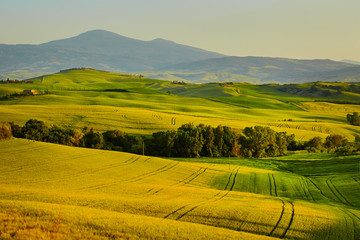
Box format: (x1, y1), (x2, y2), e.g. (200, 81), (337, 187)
(0, 122), (12, 140)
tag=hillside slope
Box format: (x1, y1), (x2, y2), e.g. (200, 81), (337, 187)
(0, 138), (359, 239)
(1, 69), (360, 140)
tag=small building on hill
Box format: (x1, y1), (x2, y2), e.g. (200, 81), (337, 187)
(23, 89), (37, 95)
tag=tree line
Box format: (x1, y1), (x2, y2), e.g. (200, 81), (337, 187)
(1, 119), (359, 158)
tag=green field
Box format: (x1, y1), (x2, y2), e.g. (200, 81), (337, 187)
(1, 68), (360, 140)
(0, 139), (359, 239)
(1, 68), (360, 239)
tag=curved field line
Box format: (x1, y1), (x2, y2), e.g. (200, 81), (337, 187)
(272, 174), (278, 197)
(0, 144), (46, 155)
(179, 167), (208, 185)
(326, 177), (354, 207)
(298, 177), (309, 200)
(341, 209), (359, 240)
(268, 200), (285, 237)
(125, 162), (180, 183)
(80, 162), (179, 190)
(0, 152), (105, 175)
(280, 202), (295, 239)
(176, 167), (240, 220)
(302, 177), (315, 202)
(306, 177), (326, 196)
(30, 156), (142, 184)
(268, 174), (273, 196)
(149, 167), (208, 195)
(164, 167), (240, 220)
(353, 177), (360, 186)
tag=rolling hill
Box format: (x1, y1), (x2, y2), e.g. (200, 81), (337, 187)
(1, 68), (360, 239)
(0, 137), (359, 239)
(1, 68), (360, 140)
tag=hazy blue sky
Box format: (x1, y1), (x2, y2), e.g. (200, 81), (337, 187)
(1, 0), (359, 61)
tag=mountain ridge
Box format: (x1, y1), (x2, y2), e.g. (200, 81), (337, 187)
(0, 29), (225, 73)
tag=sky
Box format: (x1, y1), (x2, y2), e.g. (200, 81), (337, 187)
(1, 0), (360, 61)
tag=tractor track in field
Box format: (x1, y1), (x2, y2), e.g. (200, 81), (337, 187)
(32, 156), (143, 184)
(326, 177), (354, 207)
(298, 177), (315, 202)
(281, 202), (295, 239)
(0, 144), (46, 155)
(306, 177), (326, 197)
(268, 173), (277, 197)
(353, 177), (360, 186)
(125, 162), (179, 183)
(341, 209), (360, 240)
(164, 167), (240, 221)
(0, 152), (105, 175)
(149, 167), (208, 195)
(79, 162), (179, 191)
(267, 200), (295, 239)
(268, 200), (285, 236)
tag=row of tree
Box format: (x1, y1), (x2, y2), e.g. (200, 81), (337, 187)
(305, 134), (360, 155)
(3, 119), (359, 158)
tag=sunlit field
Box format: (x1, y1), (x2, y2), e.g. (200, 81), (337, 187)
(0, 139), (359, 239)
(1, 69), (360, 239)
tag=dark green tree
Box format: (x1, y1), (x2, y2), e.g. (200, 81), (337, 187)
(22, 119), (49, 141)
(347, 112), (360, 126)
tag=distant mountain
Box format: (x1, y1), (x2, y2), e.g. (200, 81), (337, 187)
(0, 30), (224, 73)
(159, 56), (358, 83)
(341, 59), (360, 65)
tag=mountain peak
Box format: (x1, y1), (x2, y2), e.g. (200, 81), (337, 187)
(76, 29), (127, 39)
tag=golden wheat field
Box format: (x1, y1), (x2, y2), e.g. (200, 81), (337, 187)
(0, 139), (359, 239)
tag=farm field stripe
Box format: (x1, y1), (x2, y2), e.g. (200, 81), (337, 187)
(342, 209), (360, 240)
(306, 177), (326, 196)
(268, 173), (273, 196)
(126, 162), (179, 183)
(326, 177), (354, 207)
(229, 167), (240, 191)
(268, 200), (285, 237)
(175, 167), (241, 221)
(164, 167), (239, 220)
(303, 177), (316, 202)
(353, 177), (360, 186)
(280, 202), (295, 239)
(272, 174), (277, 197)
(79, 162), (179, 190)
(31, 156), (142, 184)
(149, 167), (208, 195)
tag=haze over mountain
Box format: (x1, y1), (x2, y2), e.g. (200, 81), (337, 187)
(1, 29), (359, 83)
(0, 29), (224, 73)
(157, 56), (358, 83)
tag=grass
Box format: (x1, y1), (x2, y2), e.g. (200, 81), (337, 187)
(0, 138), (359, 239)
(1, 69), (360, 140)
(1, 69), (360, 238)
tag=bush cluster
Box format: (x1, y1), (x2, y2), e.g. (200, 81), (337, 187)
(305, 134), (359, 156)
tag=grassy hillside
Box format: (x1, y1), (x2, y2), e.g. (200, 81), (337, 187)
(1, 69), (360, 140)
(0, 138), (359, 239)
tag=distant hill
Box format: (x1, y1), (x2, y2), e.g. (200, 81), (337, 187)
(341, 59), (360, 65)
(1, 30), (359, 83)
(0, 30), (224, 73)
(159, 56), (358, 83)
